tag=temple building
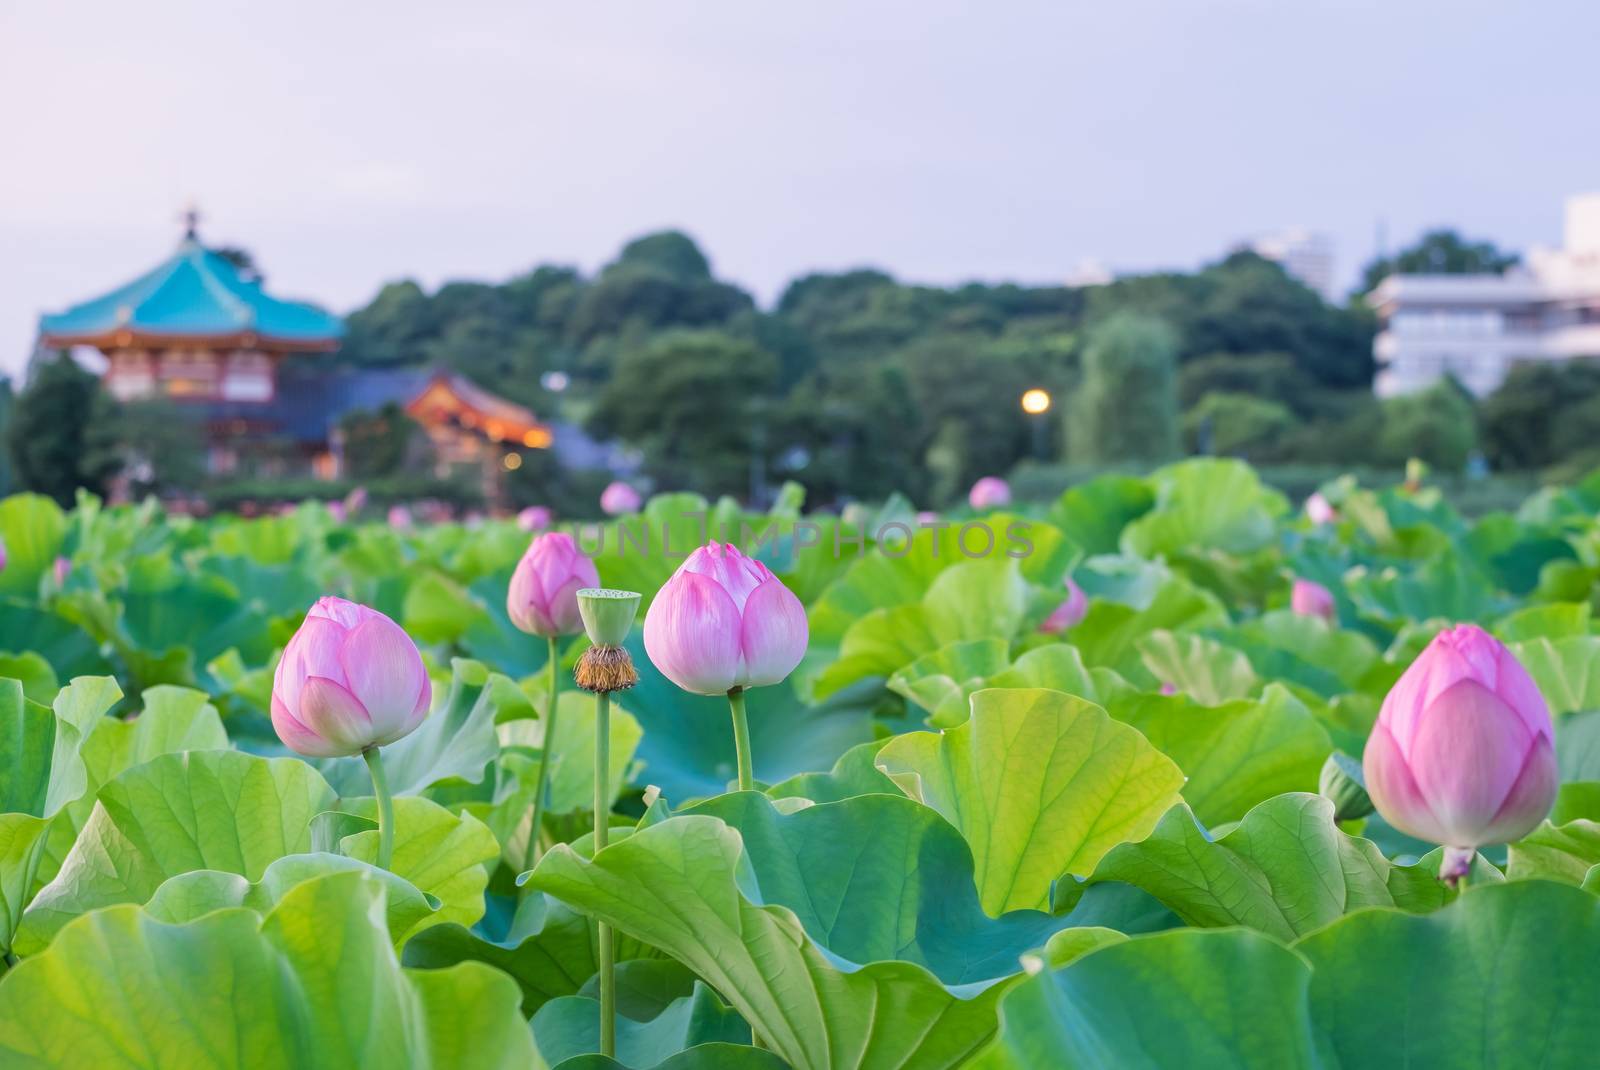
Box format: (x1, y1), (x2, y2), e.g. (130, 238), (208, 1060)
(32, 214), (611, 503)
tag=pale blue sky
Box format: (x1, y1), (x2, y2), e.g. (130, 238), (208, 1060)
(2, 0), (1596, 374)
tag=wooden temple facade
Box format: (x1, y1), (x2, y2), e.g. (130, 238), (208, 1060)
(36, 215), (554, 504)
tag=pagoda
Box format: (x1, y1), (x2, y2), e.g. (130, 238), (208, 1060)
(37, 208), (342, 404)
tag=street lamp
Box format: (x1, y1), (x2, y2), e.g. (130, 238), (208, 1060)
(1021, 388), (1052, 458)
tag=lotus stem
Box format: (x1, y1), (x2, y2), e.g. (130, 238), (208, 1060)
(362, 746), (395, 871)
(595, 688), (616, 1057)
(727, 687), (754, 792)
(522, 634), (561, 881)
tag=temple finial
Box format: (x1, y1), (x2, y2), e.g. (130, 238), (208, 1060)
(179, 200), (202, 241)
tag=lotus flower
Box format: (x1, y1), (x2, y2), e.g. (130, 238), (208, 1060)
(968, 476), (1011, 510)
(1040, 576), (1088, 633)
(0, 536), (7, 572)
(1290, 578), (1336, 621)
(52, 556), (70, 587)
(387, 505), (413, 530)
(1305, 492), (1336, 525)
(600, 482), (642, 516)
(344, 486), (369, 515)
(1363, 624), (1557, 880)
(271, 596), (432, 758)
(644, 542), (808, 695)
(508, 532), (600, 638)
(518, 505), (553, 532)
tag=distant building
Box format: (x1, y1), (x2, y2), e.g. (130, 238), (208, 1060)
(33, 214), (618, 504)
(1248, 228), (1337, 302)
(1370, 194), (1600, 397)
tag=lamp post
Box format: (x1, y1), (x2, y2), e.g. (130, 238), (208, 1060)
(1021, 388), (1052, 460)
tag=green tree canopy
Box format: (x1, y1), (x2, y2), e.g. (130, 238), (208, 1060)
(1070, 313), (1181, 465)
(6, 354), (119, 506)
(1360, 229), (1520, 295)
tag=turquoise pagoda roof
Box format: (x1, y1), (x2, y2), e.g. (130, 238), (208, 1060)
(39, 237), (343, 351)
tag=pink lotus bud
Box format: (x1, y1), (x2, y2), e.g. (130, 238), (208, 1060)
(915, 511), (939, 526)
(644, 542), (808, 695)
(344, 486), (368, 515)
(0, 537), (7, 572)
(968, 476), (1011, 510)
(518, 505), (553, 532)
(271, 596), (432, 758)
(600, 482), (642, 516)
(1290, 578), (1337, 621)
(1039, 576), (1088, 634)
(507, 532), (600, 638)
(387, 505), (413, 530)
(1305, 492), (1336, 525)
(52, 556), (71, 587)
(1159, 682), (1178, 696)
(1363, 624), (1557, 873)
(326, 500), (347, 522)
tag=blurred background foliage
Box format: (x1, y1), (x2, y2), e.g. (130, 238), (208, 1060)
(5, 224), (1578, 512)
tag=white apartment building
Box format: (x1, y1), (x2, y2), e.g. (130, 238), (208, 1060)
(1250, 228), (1337, 302)
(1371, 194), (1600, 397)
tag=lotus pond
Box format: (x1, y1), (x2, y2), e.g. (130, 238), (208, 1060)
(1, 458), (1599, 1068)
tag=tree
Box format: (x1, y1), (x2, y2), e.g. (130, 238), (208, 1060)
(587, 329), (780, 495)
(1069, 314), (1181, 464)
(1359, 229), (1520, 295)
(6, 354), (119, 505)
(82, 398), (205, 498)
(1183, 392), (1296, 458)
(1480, 359), (1600, 471)
(607, 231), (712, 282)
(1377, 378), (1479, 473)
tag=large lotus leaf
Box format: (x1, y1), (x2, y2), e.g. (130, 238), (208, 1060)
(0, 676), (120, 954)
(403, 569), (491, 646)
(808, 517), (1076, 648)
(875, 688), (1184, 915)
(404, 890), (667, 1017)
(0, 655), (55, 705)
(0, 600), (106, 682)
(1495, 601), (1593, 642)
(1294, 880), (1600, 1067)
(1069, 575), (1228, 681)
(766, 740), (900, 804)
(1345, 551), (1504, 628)
(1089, 794), (1492, 942)
(972, 927), (1317, 1069)
(0, 495), (67, 596)
(499, 688), (645, 815)
(684, 791), (1122, 985)
(1120, 459), (1286, 559)
(0, 871), (535, 1068)
(530, 815), (1010, 1070)
(1558, 710), (1600, 781)
(145, 852), (438, 944)
(811, 558), (1034, 700)
(621, 634), (877, 802)
(1507, 819), (1600, 883)
(328, 794), (500, 941)
(35, 683), (229, 890)
(1204, 610), (1385, 699)
(20, 750), (337, 952)
(1511, 636), (1600, 717)
(555, 1048), (790, 1070)
(531, 984), (750, 1069)
(887, 639), (1010, 727)
(1135, 631), (1258, 705)
(1110, 684), (1331, 826)
(1047, 475), (1155, 556)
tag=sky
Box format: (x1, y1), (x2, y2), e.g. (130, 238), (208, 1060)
(2, 0), (1598, 375)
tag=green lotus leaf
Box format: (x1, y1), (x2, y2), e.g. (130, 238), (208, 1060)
(0, 871), (535, 1068)
(1090, 794), (1493, 941)
(1109, 684), (1331, 826)
(876, 688), (1184, 915)
(530, 814), (1010, 1070)
(20, 749), (336, 952)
